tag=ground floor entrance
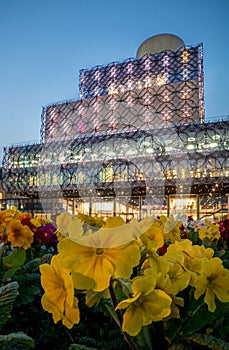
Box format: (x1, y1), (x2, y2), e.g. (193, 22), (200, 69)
(0, 193), (228, 222)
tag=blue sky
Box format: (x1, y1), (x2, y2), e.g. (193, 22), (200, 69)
(0, 0), (229, 164)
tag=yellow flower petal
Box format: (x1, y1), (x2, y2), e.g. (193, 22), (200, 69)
(132, 273), (156, 295)
(108, 242), (140, 278)
(116, 293), (141, 310)
(122, 305), (144, 336)
(118, 288), (172, 336)
(62, 298), (80, 329)
(41, 294), (63, 324)
(71, 272), (96, 290)
(65, 217), (154, 248)
(67, 217), (84, 239)
(143, 290), (172, 321)
(40, 255), (80, 327)
(204, 288), (216, 312)
(104, 216), (125, 228)
(58, 238), (140, 292)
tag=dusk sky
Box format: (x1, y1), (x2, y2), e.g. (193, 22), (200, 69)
(0, 0), (229, 164)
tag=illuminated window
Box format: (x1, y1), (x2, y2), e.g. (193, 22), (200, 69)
(182, 50), (189, 63)
(156, 74), (167, 86)
(29, 176), (37, 186)
(187, 144), (195, 150)
(103, 167), (113, 182)
(144, 77), (152, 88)
(136, 80), (142, 89)
(108, 83), (118, 95)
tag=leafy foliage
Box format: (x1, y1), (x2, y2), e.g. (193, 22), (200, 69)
(185, 333), (229, 350)
(2, 249), (26, 281)
(68, 345), (97, 350)
(14, 272), (42, 306)
(0, 209), (229, 349)
(0, 282), (19, 330)
(0, 332), (35, 349)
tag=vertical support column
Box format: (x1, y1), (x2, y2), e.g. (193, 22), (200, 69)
(167, 195), (170, 217)
(72, 198), (75, 215)
(139, 196), (142, 220)
(89, 197), (92, 216)
(196, 194), (200, 220)
(227, 194), (229, 218)
(113, 197), (116, 216)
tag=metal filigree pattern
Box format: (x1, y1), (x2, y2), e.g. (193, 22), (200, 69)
(42, 45), (204, 141)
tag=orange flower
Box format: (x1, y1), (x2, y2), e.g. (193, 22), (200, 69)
(8, 219), (34, 250)
(0, 230), (8, 244)
(0, 209), (14, 230)
(16, 211), (32, 221)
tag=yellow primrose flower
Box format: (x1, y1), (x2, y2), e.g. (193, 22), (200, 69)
(164, 240), (214, 268)
(166, 261), (191, 294)
(163, 216), (182, 243)
(194, 257), (229, 312)
(155, 270), (177, 295)
(143, 252), (170, 275)
(166, 295), (184, 319)
(58, 238), (140, 292)
(116, 272), (172, 336)
(57, 216), (155, 292)
(145, 260), (187, 297)
(40, 255), (80, 329)
(7, 219), (34, 250)
(198, 219), (221, 241)
(140, 221), (164, 251)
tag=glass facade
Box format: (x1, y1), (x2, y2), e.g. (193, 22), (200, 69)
(1, 38), (228, 220)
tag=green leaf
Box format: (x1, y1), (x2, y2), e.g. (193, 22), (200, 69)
(14, 273), (42, 306)
(164, 318), (183, 344)
(2, 266), (22, 282)
(23, 258), (42, 272)
(103, 301), (119, 327)
(185, 333), (229, 350)
(3, 248), (26, 267)
(68, 345), (97, 350)
(0, 331), (35, 348)
(0, 282), (19, 330)
(182, 300), (228, 337)
(2, 249), (26, 280)
(187, 231), (199, 245)
(168, 344), (185, 350)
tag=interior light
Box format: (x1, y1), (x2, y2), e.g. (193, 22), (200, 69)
(144, 77), (152, 87)
(156, 74), (167, 86)
(187, 144), (195, 150)
(108, 84), (118, 95)
(209, 142), (218, 148)
(136, 80), (142, 89)
(146, 148), (154, 153)
(182, 50), (189, 63)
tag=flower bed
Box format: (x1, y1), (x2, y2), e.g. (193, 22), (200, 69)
(0, 208), (229, 349)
